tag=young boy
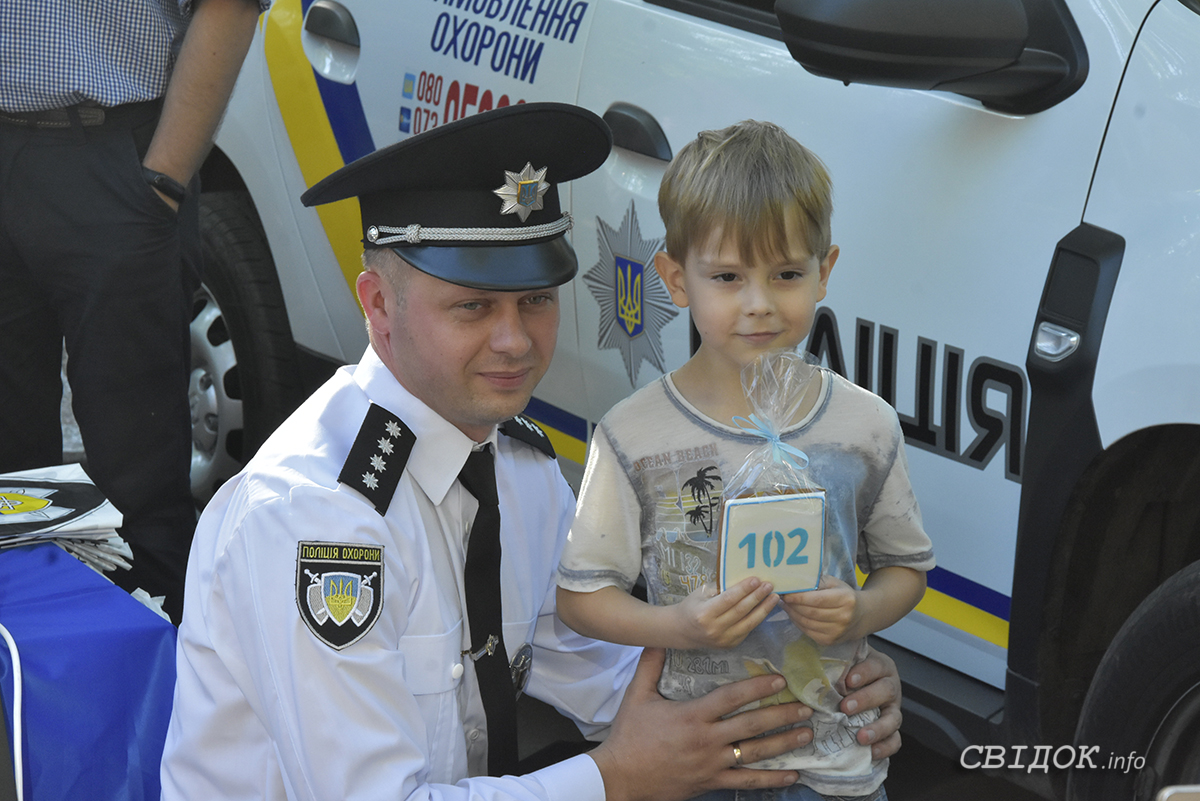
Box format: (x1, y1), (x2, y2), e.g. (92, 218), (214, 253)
(556, 120), (935, 801)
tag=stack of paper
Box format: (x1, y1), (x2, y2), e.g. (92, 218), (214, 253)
(0, 463), (131, 574)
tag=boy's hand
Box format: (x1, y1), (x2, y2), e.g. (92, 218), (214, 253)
(671, 577), (779, 649)
(778, 575), (859, 646)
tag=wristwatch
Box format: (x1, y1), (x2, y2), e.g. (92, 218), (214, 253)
(142, 167), (187, 204)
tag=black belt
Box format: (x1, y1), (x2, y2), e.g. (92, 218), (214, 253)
(0, 101), (160, 130)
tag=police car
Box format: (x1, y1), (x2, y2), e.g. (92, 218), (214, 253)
(192, 0), (1200, 798)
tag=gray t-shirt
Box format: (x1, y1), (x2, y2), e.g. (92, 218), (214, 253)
(558, 368), (935, 797)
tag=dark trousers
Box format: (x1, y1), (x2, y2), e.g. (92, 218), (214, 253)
(0, 102), (199, 623)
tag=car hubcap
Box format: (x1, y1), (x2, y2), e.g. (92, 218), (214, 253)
(189, 284), (245, 504)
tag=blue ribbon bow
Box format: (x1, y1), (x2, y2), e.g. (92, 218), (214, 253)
(732, 414), (809, 471)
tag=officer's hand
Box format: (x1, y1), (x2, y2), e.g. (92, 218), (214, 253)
(588, 648), (808, 801)
(841, 645), (903, 760)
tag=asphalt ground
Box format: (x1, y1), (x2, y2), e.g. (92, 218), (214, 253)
(887, 735), (1048, 800)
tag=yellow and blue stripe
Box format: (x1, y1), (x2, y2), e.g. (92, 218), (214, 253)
(858, 563), (1010, 649)
(263, 0), (374, 296)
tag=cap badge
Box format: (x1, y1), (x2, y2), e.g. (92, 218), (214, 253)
(494, 163), (549, 222)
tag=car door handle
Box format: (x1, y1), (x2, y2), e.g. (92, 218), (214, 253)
(603, 103), (672, 161)
(304, 0), (360, 48)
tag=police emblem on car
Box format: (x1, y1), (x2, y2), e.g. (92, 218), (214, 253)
(584, 201), (677, 385)
(296, 541), (385, 649)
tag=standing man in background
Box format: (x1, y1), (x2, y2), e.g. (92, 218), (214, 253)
(0, 0), (267, 623)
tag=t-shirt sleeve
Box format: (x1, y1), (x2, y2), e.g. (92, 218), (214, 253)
(557, 424), (644, 593)
(856, 410), (936, 574)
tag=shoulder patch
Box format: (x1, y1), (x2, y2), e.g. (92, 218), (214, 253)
(500, 415), (556, 459)
(296, 541), (384, 649)
(337, 403), (415, 515)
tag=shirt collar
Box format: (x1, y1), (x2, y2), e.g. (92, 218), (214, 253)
(352, 346), (494, 505)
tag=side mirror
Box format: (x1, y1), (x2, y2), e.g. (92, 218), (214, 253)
(775, 0), (1087, 114)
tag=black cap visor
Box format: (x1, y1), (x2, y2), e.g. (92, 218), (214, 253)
(396, 236), (578, 291)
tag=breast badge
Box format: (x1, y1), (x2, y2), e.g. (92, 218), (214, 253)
(296, 541), (385, 650)
(510, 642), (533, 700)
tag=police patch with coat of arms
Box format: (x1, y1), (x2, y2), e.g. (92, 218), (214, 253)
(296, 541), (384, 649)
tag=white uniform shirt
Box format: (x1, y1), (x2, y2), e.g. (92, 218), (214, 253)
(161, 347), (638, 801)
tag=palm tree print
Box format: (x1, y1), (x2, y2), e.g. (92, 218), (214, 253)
(681, 466), (721, 536)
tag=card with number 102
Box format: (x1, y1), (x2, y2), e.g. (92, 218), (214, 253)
(718, 490), (825, 594)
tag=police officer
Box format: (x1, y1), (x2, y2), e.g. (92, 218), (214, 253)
(160, 102), (903, 801)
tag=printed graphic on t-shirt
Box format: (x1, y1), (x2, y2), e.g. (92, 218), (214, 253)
(637, 451), (723, 605)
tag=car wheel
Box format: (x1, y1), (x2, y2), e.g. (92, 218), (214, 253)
(190, 191), (300, 504)
(1067, 560), (1200, 801)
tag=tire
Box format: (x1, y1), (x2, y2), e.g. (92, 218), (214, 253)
(1067, 560), (1200, 801)
(190, 191), (300, 504)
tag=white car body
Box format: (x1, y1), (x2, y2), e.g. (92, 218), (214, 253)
(198, 0), (1200, 796)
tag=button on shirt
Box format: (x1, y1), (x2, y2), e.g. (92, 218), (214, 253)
(160, 346), (639, 801)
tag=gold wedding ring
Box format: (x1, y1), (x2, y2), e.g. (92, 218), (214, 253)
(732, 743), (744, 766)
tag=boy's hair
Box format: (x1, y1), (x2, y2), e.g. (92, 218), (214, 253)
(658, 120), (832, 265)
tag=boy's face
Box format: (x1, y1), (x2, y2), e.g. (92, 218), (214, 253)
(655, 218), (838, 374)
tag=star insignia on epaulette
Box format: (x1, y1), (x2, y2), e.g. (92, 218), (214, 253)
(500, 414), (556, 459)
(494, 163), (549, 222)
(339, 404), (415, 515)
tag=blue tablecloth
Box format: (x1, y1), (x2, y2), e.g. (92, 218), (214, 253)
(0, 543), (176, 800)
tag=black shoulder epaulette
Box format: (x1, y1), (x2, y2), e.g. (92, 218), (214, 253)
(338, 403), (416, 515)
(499, 415), (556, 459)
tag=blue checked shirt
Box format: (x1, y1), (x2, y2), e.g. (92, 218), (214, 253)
(0, 0), (267, 112)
